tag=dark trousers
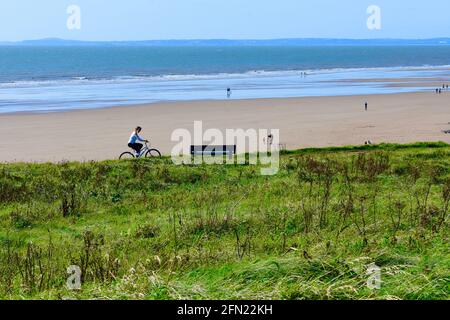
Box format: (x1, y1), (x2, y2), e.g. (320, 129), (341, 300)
(128, 143), (143, 153)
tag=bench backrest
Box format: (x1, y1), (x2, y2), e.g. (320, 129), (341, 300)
(190, 145), (237, 157)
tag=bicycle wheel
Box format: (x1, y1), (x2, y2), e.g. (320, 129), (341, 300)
(119, 152), (135, 160)
(145, 149), (162, 158)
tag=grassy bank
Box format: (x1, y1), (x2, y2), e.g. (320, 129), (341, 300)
(0, 142), (449, 300)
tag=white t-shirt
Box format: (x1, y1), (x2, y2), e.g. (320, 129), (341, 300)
(128, 132), (145, 144)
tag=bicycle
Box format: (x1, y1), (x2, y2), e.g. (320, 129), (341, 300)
(119, 142), (161, 159)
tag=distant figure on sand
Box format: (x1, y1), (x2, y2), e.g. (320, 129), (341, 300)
(227, 88), (232, 98)
(264, 133), (274, 148)
(436, 88), (439, 94)
(365, 102), (368, 111)
(267, 134), (274, 146)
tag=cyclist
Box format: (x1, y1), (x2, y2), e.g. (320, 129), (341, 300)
(128, 126), (148, 156)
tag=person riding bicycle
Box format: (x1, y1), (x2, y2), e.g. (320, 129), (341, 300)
(128, 126), (148, 156)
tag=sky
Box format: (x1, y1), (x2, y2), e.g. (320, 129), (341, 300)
(0, 0), (449, 41)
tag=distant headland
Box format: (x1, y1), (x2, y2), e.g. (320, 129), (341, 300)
(1, 37), (449, 46)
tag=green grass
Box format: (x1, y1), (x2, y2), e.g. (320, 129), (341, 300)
(0, 142), (449, 300)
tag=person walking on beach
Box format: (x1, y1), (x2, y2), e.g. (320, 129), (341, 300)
(227, 88), (232, 98)
(365, 102), (368, 111)
(263, 133), (274, 150)
(128, 126), (148, 156)
(267, 133), (274, 146)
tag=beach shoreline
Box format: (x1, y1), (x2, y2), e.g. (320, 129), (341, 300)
(1, 91), (450, 163)
(2, 63), (450, 114)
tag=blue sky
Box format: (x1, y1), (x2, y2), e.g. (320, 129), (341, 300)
(1, 0), (449, 41)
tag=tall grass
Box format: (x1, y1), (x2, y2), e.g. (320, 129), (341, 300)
(0, 143), (448, 299)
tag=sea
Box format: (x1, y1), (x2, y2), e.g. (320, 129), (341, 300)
(1, 45), (450, 113)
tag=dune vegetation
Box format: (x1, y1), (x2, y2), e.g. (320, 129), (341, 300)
(0, 142), (449, 300)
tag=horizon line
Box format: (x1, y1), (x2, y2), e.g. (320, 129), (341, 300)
(1, 37), (450, 43)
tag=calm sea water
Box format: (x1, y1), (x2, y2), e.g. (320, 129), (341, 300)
(1, 45), (450, 113)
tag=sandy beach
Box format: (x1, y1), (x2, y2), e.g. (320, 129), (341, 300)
(1, 91), (449, 162)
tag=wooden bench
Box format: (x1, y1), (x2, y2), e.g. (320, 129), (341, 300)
(190, 145), (237, 158)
